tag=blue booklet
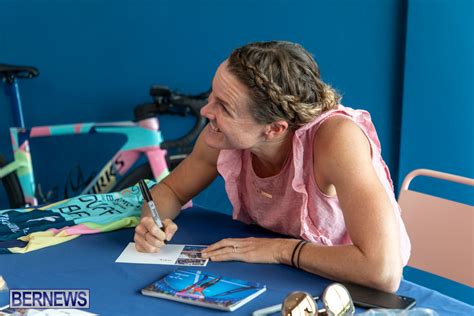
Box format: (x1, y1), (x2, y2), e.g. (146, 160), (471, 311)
(141, 269), (266, 311)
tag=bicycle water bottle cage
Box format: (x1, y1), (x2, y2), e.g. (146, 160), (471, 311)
(0, 64), (39, 83)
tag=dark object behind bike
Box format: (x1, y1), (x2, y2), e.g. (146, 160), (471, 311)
(134, 85), (209, 169)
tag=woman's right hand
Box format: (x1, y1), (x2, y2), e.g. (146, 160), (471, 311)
(134, 217), (178, 252)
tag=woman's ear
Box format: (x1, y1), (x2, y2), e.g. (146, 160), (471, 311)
(264, 120), (289, 140)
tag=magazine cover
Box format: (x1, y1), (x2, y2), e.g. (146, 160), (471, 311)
(141, 269), (266, 311)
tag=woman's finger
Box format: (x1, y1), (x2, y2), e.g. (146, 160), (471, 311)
(205, 245), (239, 261)
(134, 222), (147, 236)
(144, 231), (166, 248)
(203, 238), (238, 253)
(134, 233), (159, 252)
(162, 218), (178, 241)
(142, 216), (166, 240)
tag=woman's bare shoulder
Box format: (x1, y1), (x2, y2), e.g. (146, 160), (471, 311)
(313, 115), (372, 182)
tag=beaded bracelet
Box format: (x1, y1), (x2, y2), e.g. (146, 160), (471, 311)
(291, 240), (306, 268)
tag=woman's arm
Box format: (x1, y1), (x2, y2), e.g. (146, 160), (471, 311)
(293, 115), (403, 292)
(150, 125), (220, 219)
(134, 125), (220, 252)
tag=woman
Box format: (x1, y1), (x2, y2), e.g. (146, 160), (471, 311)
(134, 41), (411, 293)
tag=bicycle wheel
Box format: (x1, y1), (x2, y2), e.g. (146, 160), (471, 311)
(111, 163), (154, 192)
(0, 155), (25, 208)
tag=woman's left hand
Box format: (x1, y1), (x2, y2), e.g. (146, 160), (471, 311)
(201, 237), (288, 264)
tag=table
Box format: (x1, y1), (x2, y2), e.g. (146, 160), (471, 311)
(1, 207), (473, 315)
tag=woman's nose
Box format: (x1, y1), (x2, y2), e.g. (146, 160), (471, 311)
(200, 102), (214, 119)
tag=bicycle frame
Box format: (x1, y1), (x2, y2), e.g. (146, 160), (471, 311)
(1, 77), (170, 207)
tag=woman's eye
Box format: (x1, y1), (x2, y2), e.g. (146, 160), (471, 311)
(219, 103), (229, 114)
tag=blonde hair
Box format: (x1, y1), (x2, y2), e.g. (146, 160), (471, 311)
(228, 41), (340, 130)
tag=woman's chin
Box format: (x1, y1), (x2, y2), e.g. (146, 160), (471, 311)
(203, 132), (224, 149)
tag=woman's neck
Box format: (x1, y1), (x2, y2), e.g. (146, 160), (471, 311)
(251, 131), (294, 178)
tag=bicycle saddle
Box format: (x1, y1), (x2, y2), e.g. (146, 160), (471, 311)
(0, 63), (39, 80)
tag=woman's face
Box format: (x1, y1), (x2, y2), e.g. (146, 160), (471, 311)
(200, 61), (268, 150)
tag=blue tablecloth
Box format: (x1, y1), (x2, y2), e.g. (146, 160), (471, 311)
(1, 207), (472, 315)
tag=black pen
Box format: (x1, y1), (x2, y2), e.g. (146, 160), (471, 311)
(138, 179), (164, 231)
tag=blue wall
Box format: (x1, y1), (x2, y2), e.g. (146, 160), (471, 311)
(0, 0), (407, 213)
(399, 0), (474, 204)
(1, 0), (472, 305)
(399, 0), (474, 304)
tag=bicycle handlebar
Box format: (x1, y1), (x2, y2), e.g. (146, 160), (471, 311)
(160, 94), (208, 150)
(134, 85), (209, 150)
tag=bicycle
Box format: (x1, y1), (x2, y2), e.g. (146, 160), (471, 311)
(0, 63), (208, 209)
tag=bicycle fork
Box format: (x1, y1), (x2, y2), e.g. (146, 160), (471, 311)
(1, 128), (37, 206)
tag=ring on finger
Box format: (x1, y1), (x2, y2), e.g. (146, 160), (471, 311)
(232, 245), (238, 253)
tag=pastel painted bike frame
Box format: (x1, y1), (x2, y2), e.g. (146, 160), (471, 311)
(0, 77), (169, 206)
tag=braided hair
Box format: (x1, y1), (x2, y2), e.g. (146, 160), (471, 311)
(227, 41), (340, 130)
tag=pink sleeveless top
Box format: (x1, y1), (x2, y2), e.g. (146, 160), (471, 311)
(217, 105), (411, 265)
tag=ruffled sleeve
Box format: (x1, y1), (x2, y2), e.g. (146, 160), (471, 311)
(217, 149), (253, 224)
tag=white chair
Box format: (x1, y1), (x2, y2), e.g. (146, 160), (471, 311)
(398, 168), (474, 287)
